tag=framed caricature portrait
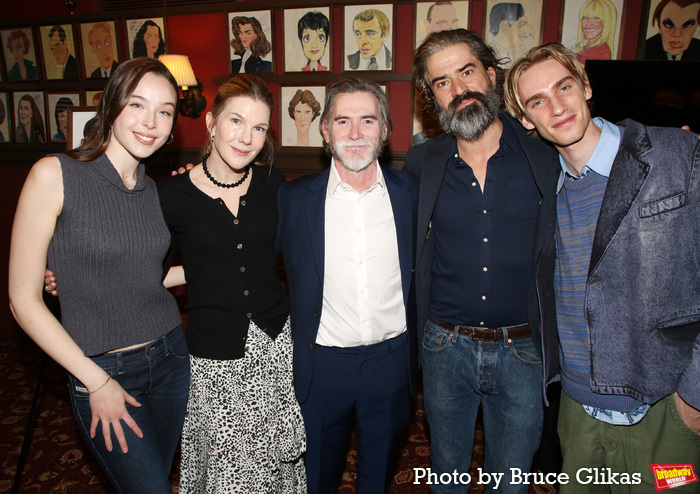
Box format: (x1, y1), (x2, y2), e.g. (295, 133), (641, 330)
(639, 0), (700, 60)
(228, 10), (274, 74)
(344, 4), (394, 71)
(48, 92), (80, 142)
(560, 0), (625, 63)
(80, 21), (120, 79)
(86, 90), (104, 107)
(126, 18), (167, 60)
(1, 27), (41, 82)
(39, 24), (79, 80)
(13, 91), (46, 144)
(484, 0), (544, 67)
(280, 85), (326, 148)
(67, 106), (97, 150)
(283, 7), (331, 73)
(0, 92), (10, 143)
(415, 1), (470, 49)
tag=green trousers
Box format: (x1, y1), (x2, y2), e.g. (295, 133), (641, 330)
(558, 391), (700, 494)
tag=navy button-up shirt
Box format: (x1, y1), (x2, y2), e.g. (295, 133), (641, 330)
(427, 115), (541, 327)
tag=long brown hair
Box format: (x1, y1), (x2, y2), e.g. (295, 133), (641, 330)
(204, 74), (274, 167)
(18, 94), (45, 139)
(67, 57), (179, 161)
(230, 17), (271, 58)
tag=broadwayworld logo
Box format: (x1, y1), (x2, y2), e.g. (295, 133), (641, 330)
(651, 464), (698, 491)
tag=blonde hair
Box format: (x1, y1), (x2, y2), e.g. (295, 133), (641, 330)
(88, 22), (112, 46)
(576, 0), (616, 55)
(504, 43), (589, 122)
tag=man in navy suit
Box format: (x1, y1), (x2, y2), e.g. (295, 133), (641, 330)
(347, 9), (392, 70)
(48, 25), (78, 79)
(87, 22), (118, 78)
(277, 78), (418, 494)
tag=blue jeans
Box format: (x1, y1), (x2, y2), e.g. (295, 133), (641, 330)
(421, 320), (543, 493)
(68, 326), (190, 494)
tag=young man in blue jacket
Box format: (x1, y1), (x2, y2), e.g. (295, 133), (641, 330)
(505, 43), (700, 493)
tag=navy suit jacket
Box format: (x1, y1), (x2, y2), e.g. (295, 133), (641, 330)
(402, 115), (560, 379)
(276, 165), (419, 404)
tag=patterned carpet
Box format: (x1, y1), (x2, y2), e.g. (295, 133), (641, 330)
(0, 335), (556, 493)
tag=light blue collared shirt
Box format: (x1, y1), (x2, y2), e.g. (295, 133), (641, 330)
(555, 117), (650, 425)
(556, 117), (620, 193)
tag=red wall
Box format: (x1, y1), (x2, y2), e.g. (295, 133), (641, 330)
(1, 0), (647, 152)
(0, 0), (650, 335)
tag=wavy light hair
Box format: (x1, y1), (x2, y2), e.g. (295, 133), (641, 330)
(576, 0), (617, 55)
(505, 43), (590, 122)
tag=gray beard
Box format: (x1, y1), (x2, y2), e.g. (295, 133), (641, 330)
(331, 139), (379, 172)
(437, 86), (501, 142)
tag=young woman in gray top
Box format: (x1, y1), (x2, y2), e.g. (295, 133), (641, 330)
(8, 57), (190, 494)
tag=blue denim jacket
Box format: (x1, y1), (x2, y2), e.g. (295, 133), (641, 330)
(536, 119), (700, 409)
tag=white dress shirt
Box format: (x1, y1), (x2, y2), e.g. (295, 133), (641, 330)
(317, 160), (406, 347)
(238, 48), (252, 73)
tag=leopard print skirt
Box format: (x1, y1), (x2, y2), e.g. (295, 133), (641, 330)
(179, 319), (306, 493)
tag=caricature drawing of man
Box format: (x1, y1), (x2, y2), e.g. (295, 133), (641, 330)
(48, 26), (77, 79)
(88, 22), (118, 78)
(644, 0), (700, 60)
(347, 9), (392, 70)
(488, 3), (535, 67)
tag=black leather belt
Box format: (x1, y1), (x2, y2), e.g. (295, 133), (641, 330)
(432, 321), (531, 341)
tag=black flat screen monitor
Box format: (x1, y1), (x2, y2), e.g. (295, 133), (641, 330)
(584, 60), (700, 133)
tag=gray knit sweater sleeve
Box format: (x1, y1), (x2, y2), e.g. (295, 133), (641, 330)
(47, 153), (182, 356)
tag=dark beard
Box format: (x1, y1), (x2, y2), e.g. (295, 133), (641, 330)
(437, 85), (501, 142)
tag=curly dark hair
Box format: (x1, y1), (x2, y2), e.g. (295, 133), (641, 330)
(413, 29), (506, 115)
(132, 20), (166, 58)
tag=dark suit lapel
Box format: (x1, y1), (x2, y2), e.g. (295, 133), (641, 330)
(512, 119), (559, 259)
(416, 135), (452, 261)
(590, 126), (651, 272)
(304, 169), (330, 283)
(385, 171), (413, 303)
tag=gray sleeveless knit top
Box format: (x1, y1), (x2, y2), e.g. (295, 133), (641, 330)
(47, 153), (181, 356)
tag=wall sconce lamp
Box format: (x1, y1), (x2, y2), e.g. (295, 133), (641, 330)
(159, 54), (207, 119)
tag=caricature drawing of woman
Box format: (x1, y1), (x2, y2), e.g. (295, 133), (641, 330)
(298, 11), (329, 71)
(230, 16), (272, 74)
(132, 20), (166, 59)
(6, 30), (39, 81)
(575, 0), (617, 63)
(16, 94), (44, 143)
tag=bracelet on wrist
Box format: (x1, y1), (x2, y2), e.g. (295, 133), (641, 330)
(89, 376), (111, 395)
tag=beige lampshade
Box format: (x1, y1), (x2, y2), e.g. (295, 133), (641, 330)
(158, 54), (197, 89)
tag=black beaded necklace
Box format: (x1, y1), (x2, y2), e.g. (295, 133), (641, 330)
(202, 153), (250, 189)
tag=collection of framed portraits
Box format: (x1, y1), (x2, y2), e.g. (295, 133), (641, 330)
(2, 1), (697, 147)
(0, 17), (168, 144)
